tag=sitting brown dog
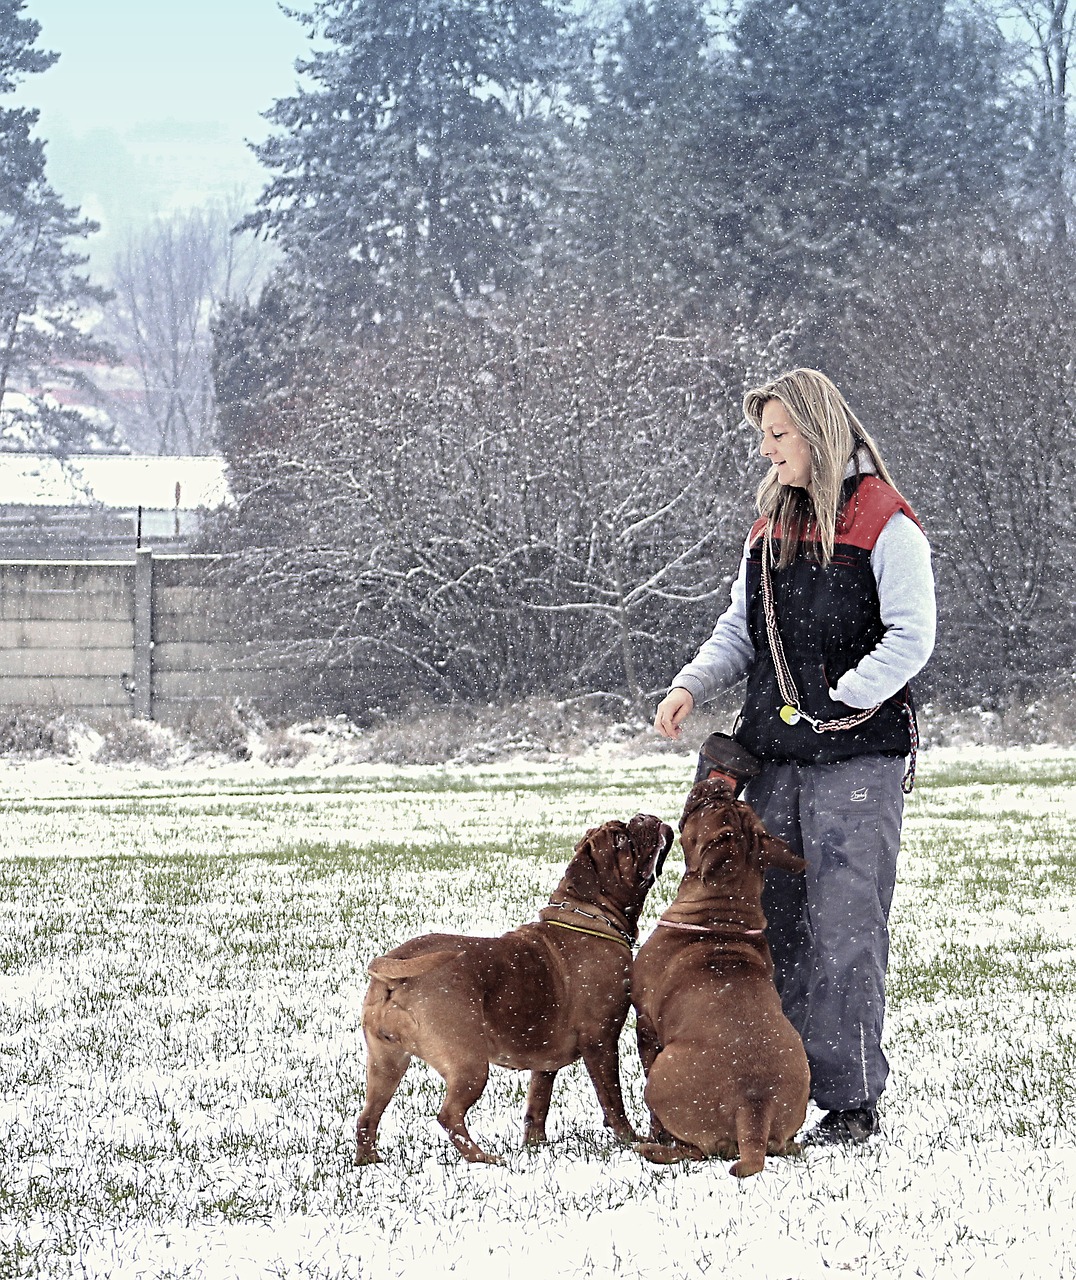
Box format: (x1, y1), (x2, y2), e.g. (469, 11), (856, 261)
(632, 779), (810, 1176)
(355, 813), (673, 1165)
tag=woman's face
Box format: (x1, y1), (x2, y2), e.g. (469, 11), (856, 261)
(759, 399), (811, 488)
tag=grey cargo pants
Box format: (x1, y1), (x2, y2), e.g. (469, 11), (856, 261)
(743, 754), (904, 1111)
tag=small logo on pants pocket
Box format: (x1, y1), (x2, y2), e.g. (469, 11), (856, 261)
(850, 788), (869, 803)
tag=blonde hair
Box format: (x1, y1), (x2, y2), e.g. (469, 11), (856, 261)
(743, 368), (895, 567)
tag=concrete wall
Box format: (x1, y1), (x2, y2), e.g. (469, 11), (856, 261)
(0, 553), (287, 721)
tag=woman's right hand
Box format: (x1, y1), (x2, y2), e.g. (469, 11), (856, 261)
(654, 688), (694, 740)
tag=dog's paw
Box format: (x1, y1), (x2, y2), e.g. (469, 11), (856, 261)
(633, 1140), (704, 1164)
(353, 1149), (383, 1167)
(633, 1141), (681, 1164)
(770, 1138), (803, 1158)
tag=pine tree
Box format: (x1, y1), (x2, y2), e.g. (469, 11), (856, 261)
(0, 0), (110, 448)
(246, 0), (578, 328)
(574, 0), (729, 309)
(0, 0), (112, 453)
(564, 0), (1024, 320)
(725, 0), (1024, 303)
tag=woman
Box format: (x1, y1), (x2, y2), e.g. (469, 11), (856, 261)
(654, 368), (935, 1146)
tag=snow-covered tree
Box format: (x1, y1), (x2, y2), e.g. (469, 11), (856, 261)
(558, 0), (1026, 323)
(721, 0), (1024, 304)
(245, 0), (579, 329)
(835, 228), (1076, 706)
(0, 0), (110, 448)
(571, 0), (731, 311)
(211, 280), (318, 462)
(208, 291), (791, 708)
(1008, 0), (1076, 243)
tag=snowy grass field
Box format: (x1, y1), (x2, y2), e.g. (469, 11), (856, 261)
(2, 746), (1076, 1279)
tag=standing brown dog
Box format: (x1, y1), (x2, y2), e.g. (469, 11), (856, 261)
(356, 813), (673, 1165)
(632, 779), (810, 1176)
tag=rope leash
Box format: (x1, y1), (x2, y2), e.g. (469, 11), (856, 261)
(761, 525), (881, 734)
(901, 700), (918, 794)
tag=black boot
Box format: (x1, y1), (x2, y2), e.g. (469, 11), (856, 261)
(804, 1108), (880, 1147)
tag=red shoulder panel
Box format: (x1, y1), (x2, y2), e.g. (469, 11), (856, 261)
(746, 478), (920, 551)
(837, 476), (921, 549)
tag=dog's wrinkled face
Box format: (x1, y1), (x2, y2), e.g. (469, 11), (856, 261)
(561, 814), (674, 912)
(626, 812), (675, 888)
(679, 779), (804, 889)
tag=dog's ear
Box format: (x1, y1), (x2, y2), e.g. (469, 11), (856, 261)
(759, 832), (806, 875)
(574, 825), (601, 856)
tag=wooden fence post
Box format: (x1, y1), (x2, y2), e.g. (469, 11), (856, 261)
(134, 548), (154, 719)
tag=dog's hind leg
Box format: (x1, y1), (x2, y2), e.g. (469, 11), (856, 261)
(436, 1057), (501, 1164)
(355, 1039), (411, 1165)
(635, 1012), (661, 1076)
(580, 1041), (637, 1143)
(523, 1070), (557, 1145)
(729, 1096), (776, 1178)
(634, 1015), (669, 1140)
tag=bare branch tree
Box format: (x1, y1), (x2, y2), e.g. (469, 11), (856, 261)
(106, 200), (275, 454)
(840, 227), (1076, 705)
(208, 288), (795, 711)
(1006, 0), (1076, 242)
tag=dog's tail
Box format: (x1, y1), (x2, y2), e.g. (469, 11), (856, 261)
(729, 1096), (775, 1178)
(367, 951), (462, 983)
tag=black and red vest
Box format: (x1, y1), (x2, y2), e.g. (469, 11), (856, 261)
(734, 475), (920, 765)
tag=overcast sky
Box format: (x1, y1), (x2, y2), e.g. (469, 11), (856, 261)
(15, 0), (312, 277)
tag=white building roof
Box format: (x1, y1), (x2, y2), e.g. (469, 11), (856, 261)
(0, 454), (231, 511)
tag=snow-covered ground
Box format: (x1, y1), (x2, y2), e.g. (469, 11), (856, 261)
(2, 746), (1075, 1279)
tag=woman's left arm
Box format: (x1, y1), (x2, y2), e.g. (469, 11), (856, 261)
(830, 513), (937, 709)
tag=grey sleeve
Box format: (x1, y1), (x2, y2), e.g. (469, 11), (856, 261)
(670, 535), (756, 706)
(830, 512), (937, 708)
